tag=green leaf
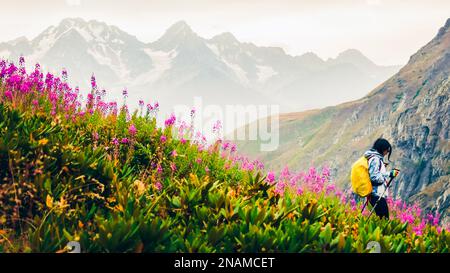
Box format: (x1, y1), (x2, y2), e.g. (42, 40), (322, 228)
(171, 196), (181, 208)
(395, 239), (405, 253)
(319, 223), (333, 245)
(44, 178), (52, 193)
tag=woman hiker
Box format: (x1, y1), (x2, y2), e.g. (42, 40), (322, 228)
(356, 138), (400, 219)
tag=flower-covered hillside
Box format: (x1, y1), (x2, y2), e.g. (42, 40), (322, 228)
(0, 58), (449, 253)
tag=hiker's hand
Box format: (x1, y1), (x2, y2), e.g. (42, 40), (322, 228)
(389, 169), (400, 178)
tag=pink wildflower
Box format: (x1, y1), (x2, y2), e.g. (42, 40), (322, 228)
(165, 113), (176, 127)
(266, 171), (276, 184)
(128, 124), (137, 136)
(92, 131), (99, 141)
(112, 138), (119, 146)
(155, 181), (163, 191)
(4, 90), (12, 99)
(170, 162), (177, 172)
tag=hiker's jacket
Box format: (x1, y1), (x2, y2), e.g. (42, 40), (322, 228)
(364, 149), (390, 198)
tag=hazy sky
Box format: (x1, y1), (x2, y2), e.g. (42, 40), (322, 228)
(0, 0), (449, 65)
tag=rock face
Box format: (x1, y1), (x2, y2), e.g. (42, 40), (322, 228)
(237, 19), (450, 224)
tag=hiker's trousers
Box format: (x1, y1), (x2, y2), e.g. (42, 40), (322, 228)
(369, 195), (389, 219)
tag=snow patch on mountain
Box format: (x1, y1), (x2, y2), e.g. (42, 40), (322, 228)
(206, 42), (251, 86)
(87, 45), (130, 81)
(223, 59), (250, 86)
(206, 43), (220, 57)
(256, 65), (277, 83)
(132, 48), (177, 84)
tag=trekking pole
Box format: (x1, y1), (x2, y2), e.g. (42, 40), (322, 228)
(367, 178), (393, 219)
(360, 196), (370, 214)
(367, 169), (400, 219)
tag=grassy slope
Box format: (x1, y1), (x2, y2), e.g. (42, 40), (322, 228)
(1, 96), (448, 253)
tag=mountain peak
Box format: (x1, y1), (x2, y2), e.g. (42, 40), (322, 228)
(445, 17), (450, 29)
(295, 52), (325, 68)
(151, 20), (200, 51)
(86, 19), (109, 29)
(329, 48), (377, 69)
(336, 49), (368, 59)
(9, 36), (29, 45)
(211, 32), (239, 44)
(436, 17), (450, 39)
(165, 20), (194, 36)
(30, 17), (141, 50)
(59, 17), (87, 29)
(57, 18), (113, 35)
(298, 52), (322, 60)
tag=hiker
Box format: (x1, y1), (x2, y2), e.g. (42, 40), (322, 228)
(363, 138), (399, 219)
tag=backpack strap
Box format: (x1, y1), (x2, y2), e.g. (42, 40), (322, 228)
(367, 154), (382, 171)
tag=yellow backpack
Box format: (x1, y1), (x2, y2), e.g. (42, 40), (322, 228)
(351, 156), (373, 197)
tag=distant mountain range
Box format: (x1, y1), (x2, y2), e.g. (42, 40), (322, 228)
(237, 18), (450, 224)
(0, 18), (400, 113)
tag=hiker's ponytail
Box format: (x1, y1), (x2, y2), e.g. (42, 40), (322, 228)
(372, 138), (392, 162)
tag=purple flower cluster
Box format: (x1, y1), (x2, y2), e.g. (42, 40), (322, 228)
(0, 58), (85, 120)
(164, 113), (176, 127)
(267, 166), (337, 197)
(128, 124), (137, 136)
